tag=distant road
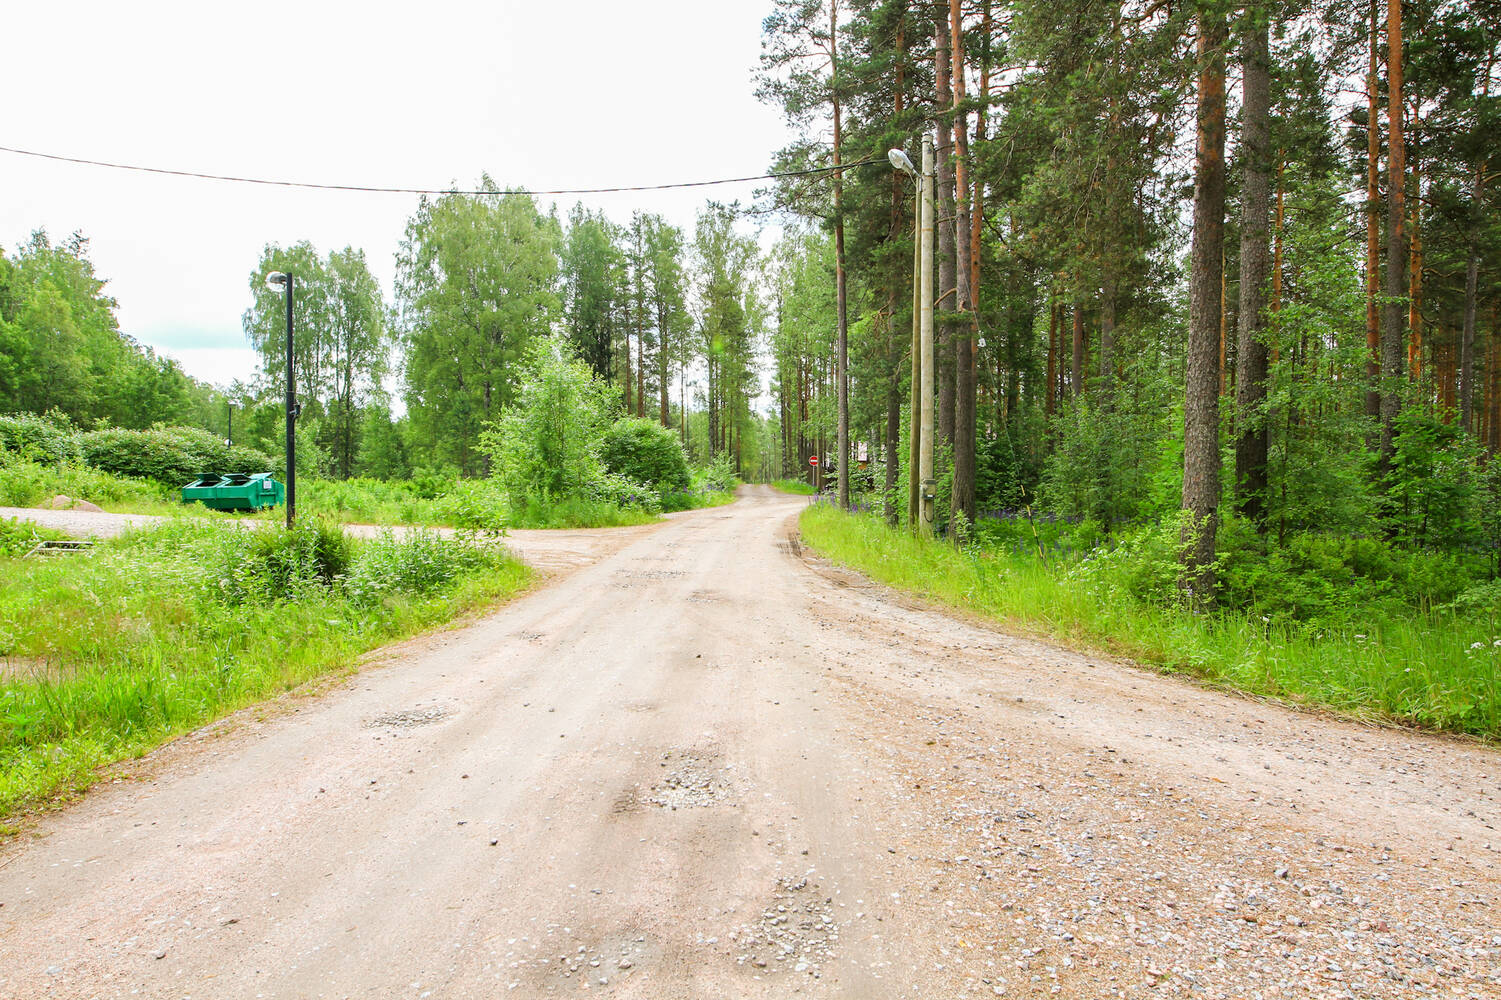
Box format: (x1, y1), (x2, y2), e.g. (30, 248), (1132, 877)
(1, 486), (1497, 997)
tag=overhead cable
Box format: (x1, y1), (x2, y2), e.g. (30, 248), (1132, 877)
(0, 144), (881, 196)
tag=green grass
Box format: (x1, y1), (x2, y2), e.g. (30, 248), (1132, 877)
(0, 520), (531, 819)
(800, 503), (1501, 738)
(0, 460), (181, 514)
(771, 479), (817, 495)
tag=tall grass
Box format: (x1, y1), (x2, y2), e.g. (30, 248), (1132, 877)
(771, 479), (817, 495)
(800, 503), (1501, 737)
(0, 520), (530, 819)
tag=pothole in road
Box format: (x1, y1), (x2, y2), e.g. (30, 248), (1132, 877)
(732, 876), (838, 978)
(646, 748), (734, 810)
(366, 703), (452, 729)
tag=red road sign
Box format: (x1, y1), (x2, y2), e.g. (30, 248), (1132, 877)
(809, 455), (819, 466)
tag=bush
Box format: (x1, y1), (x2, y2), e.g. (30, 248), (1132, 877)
(79, 425), (275, 486)
(436, 479), (509, 532)
(699, 455), (738, 493)
(483, 342), (618, 507)
(0, 411), (79, 465)
(600, 418), (690, 493)
(0, 460), (171, 509)
(584, 471), (661, 514)
(212, 519), (353, 604)
(344, 529), (498, 605)
(0, 517), (67, 557)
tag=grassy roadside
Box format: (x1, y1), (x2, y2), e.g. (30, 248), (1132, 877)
(800, 503), (1501, 739)
(0, 520), (531, 823)
(770, 479), (817, 495)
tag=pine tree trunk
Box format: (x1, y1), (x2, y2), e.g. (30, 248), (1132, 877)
(934, 10), (957, 451)
(1182, 3), (1227, 603)
(832, 0), (851, 510)
(950, 0), (976, 527)
(1380, 0), (1408, 467)
(1100, 273), (1115, 395)
(1070, 300), (1084, 399)
(1409, 162), (1423, 382)
(1045, 296), (1058, 418)
(1234, 7), (1272, 526)
(1365, 0), (1383, 424)
(1460, 158), (1485, 432)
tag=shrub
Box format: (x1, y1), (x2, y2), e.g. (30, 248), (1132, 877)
(344, 529), (496, 605)
(0, 411), (79, 465)
(482, 342), (618, 507)
(0, 517), (67, 557)
(79, 425), (275, 486)
(437, 479), (509, 532)
(212, 519), (352, 604)
(600, 418), (690, 493)
(0, 460), (171, 508)
(698, 455), (738, 493)
(584, 471), (661, 513)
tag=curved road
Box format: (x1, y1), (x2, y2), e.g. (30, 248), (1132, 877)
(1, 487), (1497, 998)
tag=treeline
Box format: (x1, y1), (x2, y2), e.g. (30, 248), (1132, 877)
(235, 190), (783, 482)
(0, 232), (224, 431)
(756, 0), (1501, 587)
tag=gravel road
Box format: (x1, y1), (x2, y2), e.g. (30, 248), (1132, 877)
(1, 487), (1497, 998)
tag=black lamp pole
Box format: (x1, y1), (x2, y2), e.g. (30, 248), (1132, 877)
(283, 273), (296, 529)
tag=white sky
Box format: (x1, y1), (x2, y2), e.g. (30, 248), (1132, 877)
(3, 0), (793, 389)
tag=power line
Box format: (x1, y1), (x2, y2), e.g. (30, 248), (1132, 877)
(0, 144), (881, 196)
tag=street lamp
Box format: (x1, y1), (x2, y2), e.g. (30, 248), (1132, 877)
(890, 142), (936, 538)
(265, 271), (297, 529)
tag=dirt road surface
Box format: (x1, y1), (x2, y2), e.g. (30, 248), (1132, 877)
(2, 487), (1498, 998)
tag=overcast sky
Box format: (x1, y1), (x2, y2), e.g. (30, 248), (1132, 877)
(3, 0), (794, 389)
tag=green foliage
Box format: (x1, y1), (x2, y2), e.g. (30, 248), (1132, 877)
(1386, 409), (1483, 550)
(398, 185), (561, 476)
(483, 341), (621, 508)
(0, 520), (529, 816)
(802, 503), (1501, 738)
(600, 418), (690, 493)
(771, 479), (816, 495)
(0, 232), (220, 431)
(0, 460), (172, 509)
(0, 517), (66, 557)
(0, 411), (79, 465)
(213, 519), (354, 605)
(79, 425), (275, 486)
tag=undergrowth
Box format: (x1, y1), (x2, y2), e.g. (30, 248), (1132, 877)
(800, 503), (1501, 738)
(0, 519), (530, 818)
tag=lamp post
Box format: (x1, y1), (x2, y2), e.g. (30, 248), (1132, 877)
(265, 271), (296, 529)
(889, 142), (936, 538)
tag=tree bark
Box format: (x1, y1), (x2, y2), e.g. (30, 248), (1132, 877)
(1045, 295), (1058, 418)
(1182, 2), (1227, 603)
(1409, 161), (1423, 382)
(1380, 0), (1408, 467)
(934, 10), (957, 451)
(1365, 0), (1382, 424)
(1234, 7), (1272, 527)
(1070, 299), (1084, 399)
(950, 0), (976, 527)
(831, 0), (851, 510)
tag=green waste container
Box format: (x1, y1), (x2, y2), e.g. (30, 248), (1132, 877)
(180, 472), (285, 511)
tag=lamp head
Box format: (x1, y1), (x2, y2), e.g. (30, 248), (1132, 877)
(887, 148), (916, 176)
(265, 271), (288, 289)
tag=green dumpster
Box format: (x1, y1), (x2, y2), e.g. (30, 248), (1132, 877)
(181, 472), (285, 511)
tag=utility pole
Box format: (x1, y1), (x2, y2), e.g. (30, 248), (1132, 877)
(890, 139), (937, 537)
(909, 166), (922, 530)
(918, 137), (936, 538)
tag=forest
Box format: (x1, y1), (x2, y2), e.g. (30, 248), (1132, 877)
(1, 2), (1498, 727)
